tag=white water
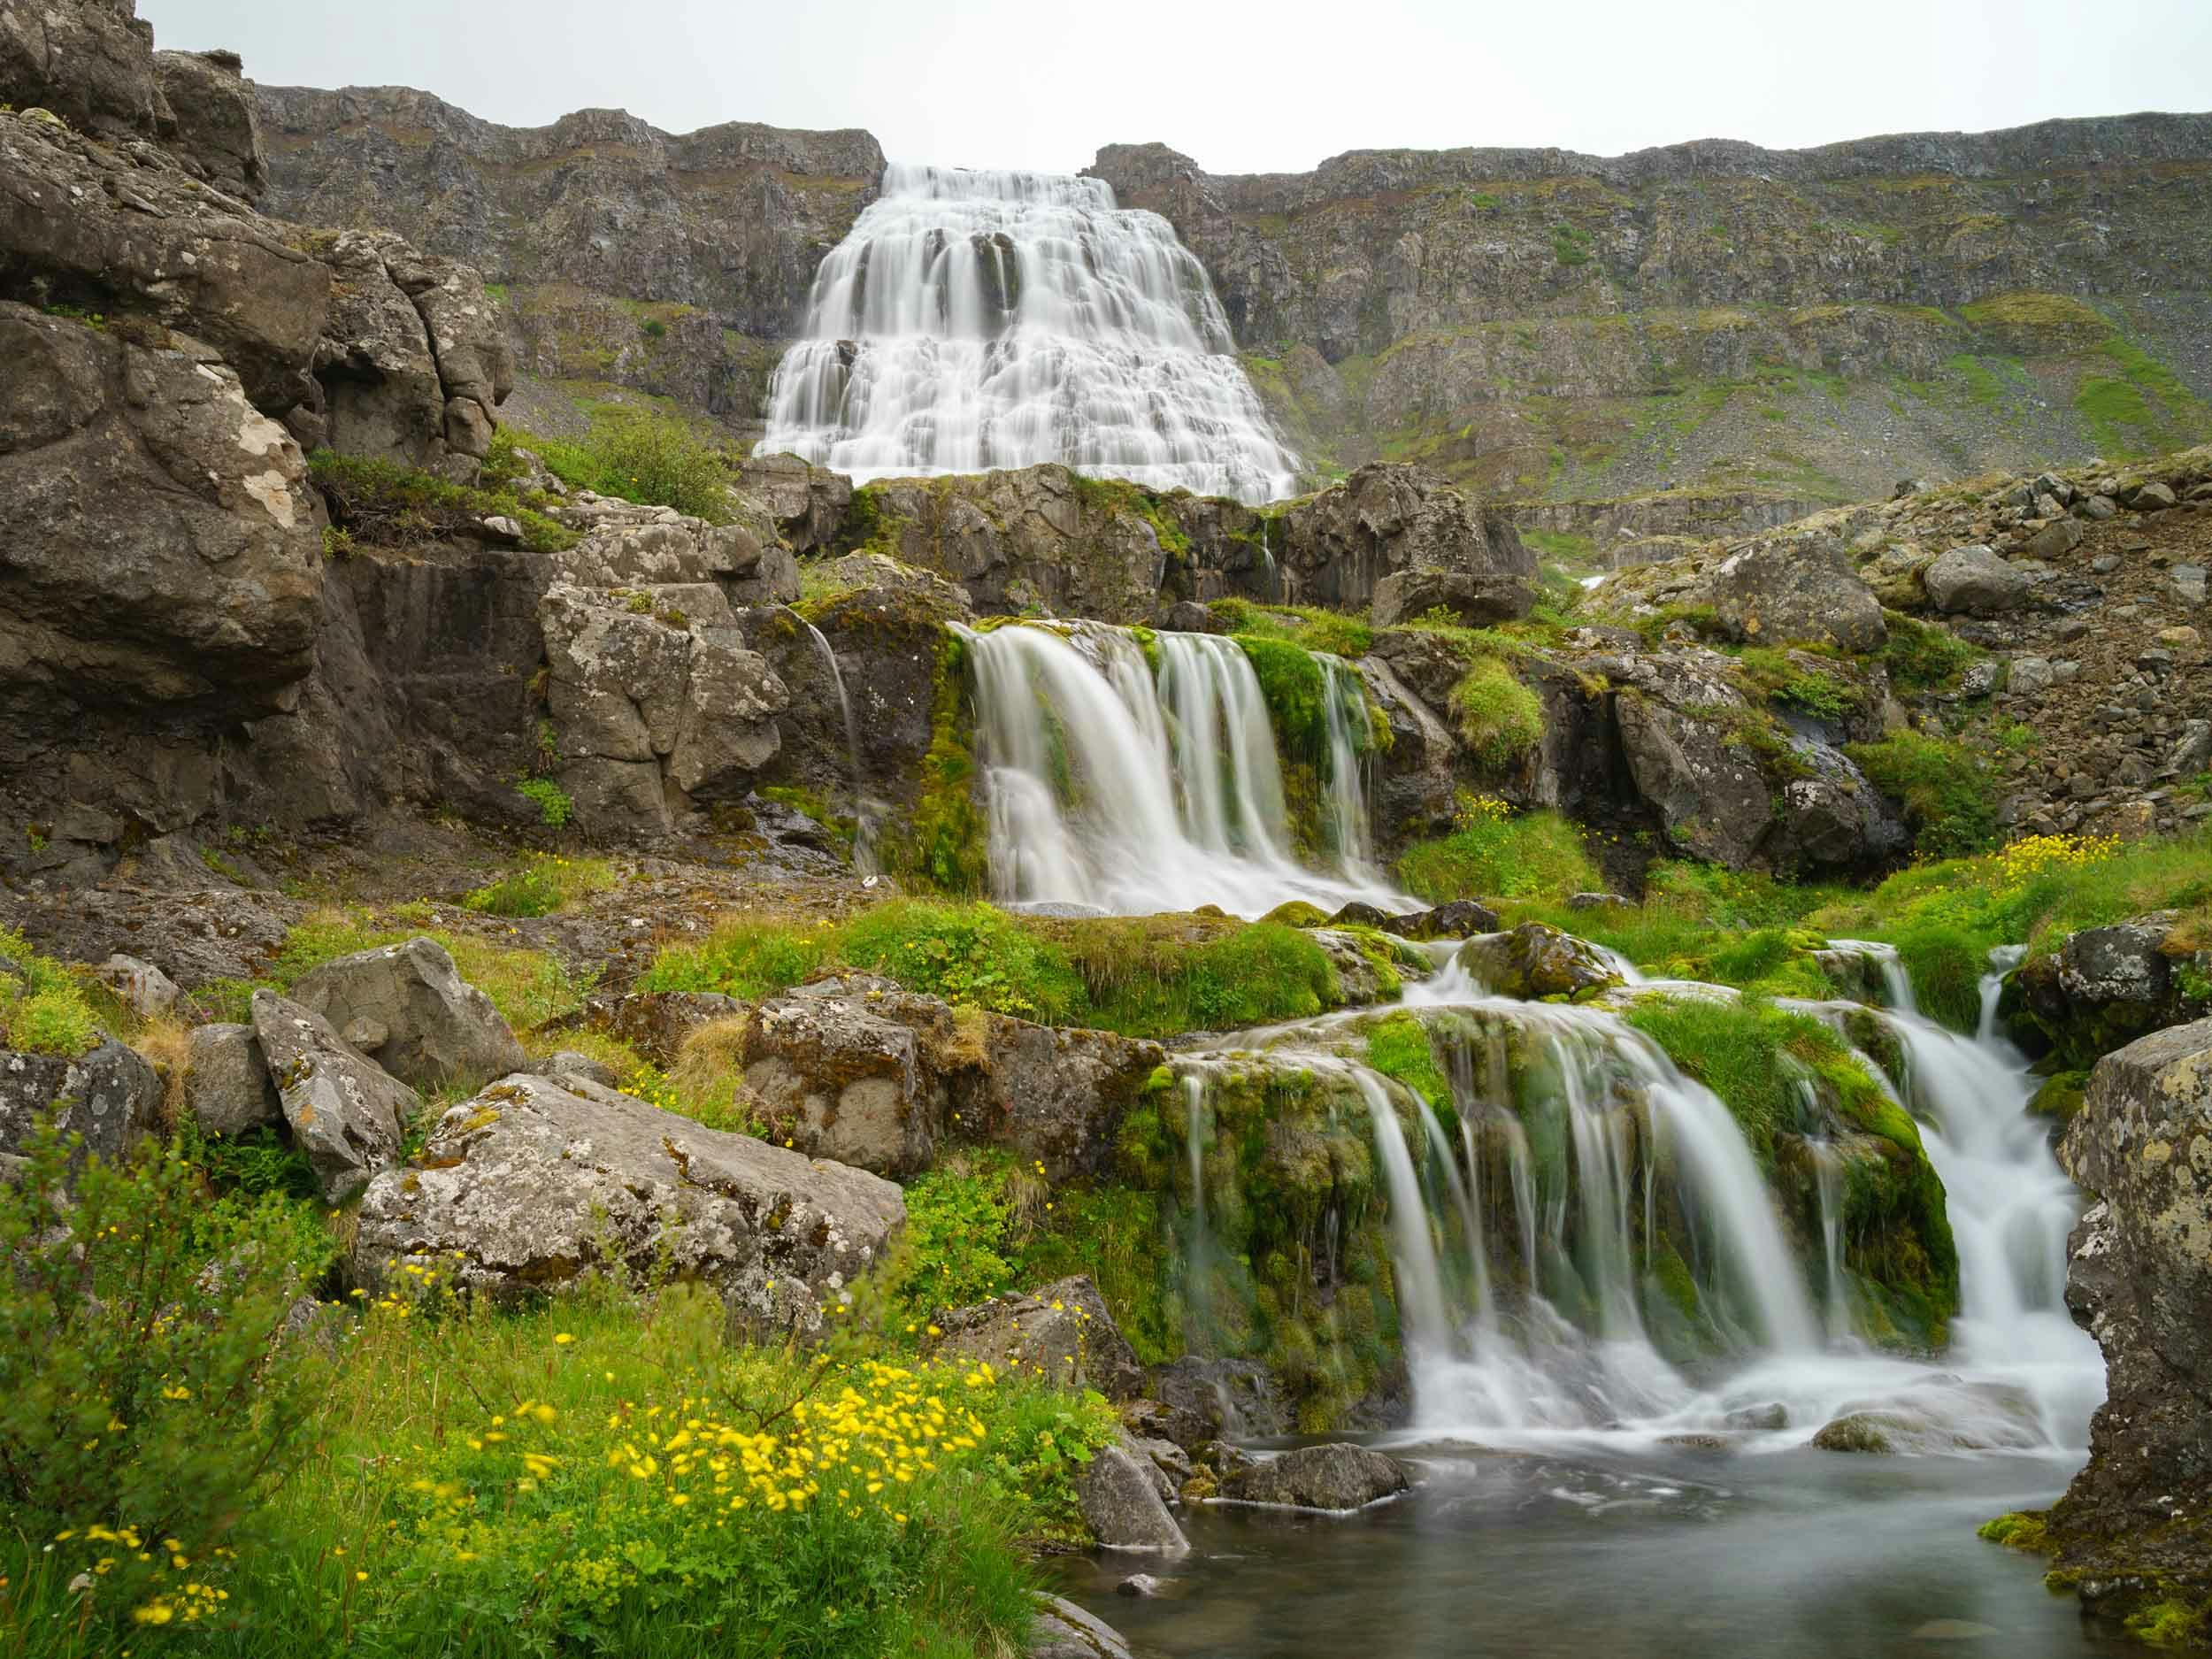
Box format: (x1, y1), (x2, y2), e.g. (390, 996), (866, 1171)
(960, 621), (1410, 918)
(798, 619), (881, 873)
(757, 164), (1297, 503)
(1172, 943), (2102, 1455)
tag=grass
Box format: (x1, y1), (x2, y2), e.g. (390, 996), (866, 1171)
(1397, 795), (1600, 903)
(2, 1251), (1117, 1658)
(0, 926), (106, 1057)
(1206, 596), (1373, 659)
(1844, 730), (2001, 861)
(485, 410), (736, 524)
(1448, 658), (1545, 767)
(638, 901), (1356, 1041)
(462, 853), (620, 919)
(307, 450), (576, 555)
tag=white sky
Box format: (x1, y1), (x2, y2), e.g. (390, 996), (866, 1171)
(145, 0), (2212, 176)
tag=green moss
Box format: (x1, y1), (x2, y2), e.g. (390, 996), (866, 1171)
(1978, 1511), (2054, 1553)
(1397, 797), (1599, 903)
(879, 633), (988, 895)
(1363, 1013), (1451, 1118)
(2126, 1601), (2211, 1647)
(1233, 635), (1331, 764)
(1891, 920), (1986, 1035)
(2026, 1070), (2088, 1124)
(1878, 611), (1985, 697)
(1207, 597), (1372, 660)
(1448, 658), (1545, 767)
(0, 926), (107, 1057)
(1846, 730), (2000, 860)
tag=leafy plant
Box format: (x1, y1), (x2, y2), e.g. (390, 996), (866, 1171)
(515, 776), (575, 829)
(0, 925), (105, 1056)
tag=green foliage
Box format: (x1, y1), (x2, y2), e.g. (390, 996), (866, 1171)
(1233, 634), (1331, 764)
(306, 449), (577, 554)
(0, 925), (106, 1056)
(463, 852), (618, 918)
(884, 1155), (1026, 1312)
(639, 918), (835, 1000)
(1735, 646), (1855, 721)
(879, 634), (988, 895)
(1892, 920), (1986, 1033)
(1977, 1510), (2054, 1552)
(1448, 657), (1545, 766)
(839, 902), (1087, 1023)
(1878, 611), (1985, 696)
(514, 775), (575, 829)
(1845, 729), (2000, 859)
(496, 409), (737, 523)
(1552, 222), (1594, 266)
(1396, 795), (1600, 902)
(1363, 1012), (1450, 1115)
(1206, 596), (1373, 659)
(0, 1120), (325, 1638)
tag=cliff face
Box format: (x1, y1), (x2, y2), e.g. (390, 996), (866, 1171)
(255, 85), (883, 432)
(1087, 119), (2212, 505)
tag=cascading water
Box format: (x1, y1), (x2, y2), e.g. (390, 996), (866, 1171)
(1162, 935), (2102, 1453)
(959, 621), (1409, 918)
(798, 619), (881, 873)
(757, 165), (1298, 503)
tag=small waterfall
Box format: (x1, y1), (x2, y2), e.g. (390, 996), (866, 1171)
(959, 621), (1409, 918)
(757, 164), (1298, 503)
(799, 620), (880, 872)
(1806, 1138), (1851, 1341)
(1318, 657), (1376, 869)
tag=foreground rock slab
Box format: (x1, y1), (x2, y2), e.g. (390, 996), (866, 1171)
(1216, 1442), (1411, 1511)
(352, 1072), (904, 1333)
(1075, 1442), (1189, 1553)
(1028, 1593), (1135, 1659)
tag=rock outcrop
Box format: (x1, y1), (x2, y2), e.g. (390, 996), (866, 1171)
(937, 1276), (1148, 1402)
(2041, 1018), (2212, 1635)
(351, 1071), (905, 1333)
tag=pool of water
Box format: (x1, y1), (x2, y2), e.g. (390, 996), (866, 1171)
(1057, 1438), (2198, 1659)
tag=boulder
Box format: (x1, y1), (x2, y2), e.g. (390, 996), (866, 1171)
(536, 1049), (619, 1090)
(1028, 1594), (1136, 1659)
(95, 954), (177, 1019)
(579, 989), (746, 1069)
(1216, 1443), (1410, 1510)
(743, 979), (940, 1177)
(2003, 913), (2205, 1063)
(0, 303), (325, 709)
(1923, 546), (2031, 616)
(290, 936), (526, 1092)
(1371, 566), (1523, 629)
(1390, 900), (1502, 941)
(937, 1275), (1148, 1402)
(1765, 742), (1910, 875)
(1148, 1355), (1289, 1443)
(737, 451), (852, 554)
(352, 1071), (903, 1331)
(539, 582), (788, 838)
(0, 0), (171, 138)
(151, 48), (266, 199)
(0, 1039), (162, 1173)
(183, 1021), (281, 1136)
(1457, 924), (1621, 999)
(1615, 689), (1775, 869)
(1709, 530), (1886, 652)
(250, 989), (417, 1202)
(1271, 464), (1533, 622)
(1075, 1442), (1189, 1551)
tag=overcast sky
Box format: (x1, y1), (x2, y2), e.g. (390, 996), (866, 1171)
(146, 0), (2212, 176)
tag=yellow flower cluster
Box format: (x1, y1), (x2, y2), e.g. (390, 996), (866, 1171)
(1454, 792), (1513, 830)
(1989, 832), (2121, 893)
(49, 1525), (235, 1628)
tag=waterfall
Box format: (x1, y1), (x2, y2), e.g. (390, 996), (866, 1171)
(799, 619), (880, 873)
(757, 164), (1298, 504)
(958, 621), (1409, 918)
(1806, 1138), (1851, 1342)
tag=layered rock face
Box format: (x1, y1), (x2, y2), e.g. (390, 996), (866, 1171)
(1088, 122), (2212, 501)
(255, 85), (883, 434)
(2044, 1018), (2212, 1633)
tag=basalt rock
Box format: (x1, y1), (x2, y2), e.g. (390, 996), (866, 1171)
(250, 989), (416, 1203)
(353, 1071), (904, 1333)
(937, 1274), (1148, 1402)
(0, 1039), (162, 1175)
(183, 1021), (282, 1137)
(2041, 1018), (2212, 1632)
(288, 935), (528, 1093)
(1215, 1442), (1411, 1510)
(1709, 530), (1886, 652)
(1075, 1443), (1189, 1552)
(1456, 923), (1621, 999)
(2002, 914), (2210, 1067)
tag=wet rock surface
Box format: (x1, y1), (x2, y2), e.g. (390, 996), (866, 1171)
(1215, 1442), (1412, 1511)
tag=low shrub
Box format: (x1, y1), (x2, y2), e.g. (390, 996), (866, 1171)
(493, 409), (735, 524)
(1396, 795), (1600, 902)
(838, 901), (1087, 1024)
(307, 449), (576, 554)
(0, 925), (105, 1056)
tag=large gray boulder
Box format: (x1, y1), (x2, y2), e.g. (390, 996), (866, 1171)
(1216, 1442), (1411, 1510)
(0, 1039), (162, 1174)
(290, 936), (526, 1092)
(351, 1071), (904, 1333)
(539, 581), (788, 838)
(1457, 924), (1621, 1000)
(936, 1275), (1148, 1402)
(1709, 529), (1886, 652)
(1028, 1594), (1135, 1659)
(1615, 688), (1776, 869)
(1074, 1442), (1189, 1552)
(1924, 545), (2031, 616)
(183, 1021), (282, 1136)
(250, 989), (417, 1202)
(2043, 1018), (2212, 1626)
(152, 48), (267, 199)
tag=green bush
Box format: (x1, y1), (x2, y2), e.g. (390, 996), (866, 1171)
(838, 901), (1086, 1025)
(495, 410), (736, 524)
(1396, 795), (1599, 902)
(1845, 729), (2000, 859)
(515, 776), (574, 829)
(0, 1120), (326, 1636)
(0, 926), (104, 1056)
(638, 917), (834, 1001)
(1448, 657), (1544, 766)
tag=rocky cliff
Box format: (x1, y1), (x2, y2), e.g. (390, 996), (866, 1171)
(1086, 121), (2212, 511)
(255, 84), (881, 435)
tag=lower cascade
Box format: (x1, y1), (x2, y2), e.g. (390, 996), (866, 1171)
(960, 621), (1408, 918)
(1167, 944), (2104, 1453)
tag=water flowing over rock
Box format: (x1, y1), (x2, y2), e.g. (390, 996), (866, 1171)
(961, 620), (1406, 917)
(758, 165), (1296, 503)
